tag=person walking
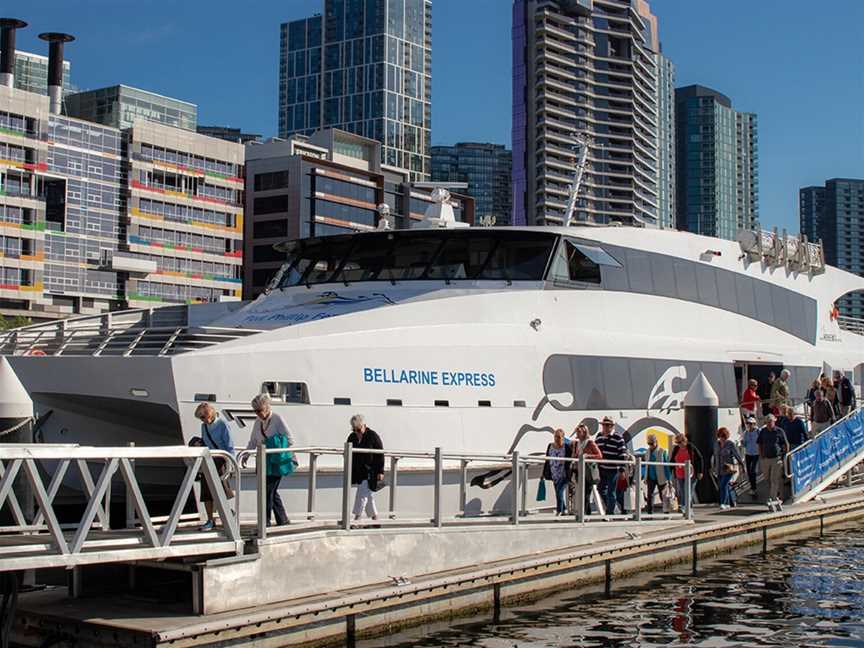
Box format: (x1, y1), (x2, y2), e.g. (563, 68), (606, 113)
(742, 415), (760, 498)
(568, 424), (602, 515)
(770, 369), (791, 414)
(594, 416), (627, 515)
(822, 375), (838, 413)
(780, 406), (809, 450)
(542, 429), (571, 516)
(714, 427), (745, 510)
(835, 370), (856, 417)
(347, 414), (384, 523)
(670, 432), (704, 512)
(760, 372), (776, 417)
(642, 433), (671, 514)
(740, 379), (761, 421)
(756, 414), (789, 511)
(194, 402), (235, 531)
(810, 389), (835, 434)
(806, 378), (821, 406)
(245, 393), (293, 527)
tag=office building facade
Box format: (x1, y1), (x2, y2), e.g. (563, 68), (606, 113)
(1, 50), (72, 96)
(0, 58), (243, 319)
(197, 125), (262, 144)
(512, 0), (662, 227)
(431, 143), (512, 225)
(279, 0), (432, 180)
(245, 128), (473, 298)
(65, 84), (197, 132)
(674, 84), (758, 240)
(800, 179), (864, 319)
(654, 52), (675, 229)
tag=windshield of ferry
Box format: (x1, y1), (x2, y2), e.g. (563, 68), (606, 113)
(271, 230), (558, 288)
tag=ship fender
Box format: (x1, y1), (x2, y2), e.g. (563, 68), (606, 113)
(684, 371), (719, 504)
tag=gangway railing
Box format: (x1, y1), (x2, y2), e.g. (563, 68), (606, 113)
(237, 444), (693, 539)
(0, 445), (243, 572)
(785, 408), (864, 502)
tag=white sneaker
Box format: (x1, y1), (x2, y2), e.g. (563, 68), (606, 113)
(720, 504), (729, 510)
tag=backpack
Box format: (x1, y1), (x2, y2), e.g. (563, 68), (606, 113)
(265, 432), (295, 477)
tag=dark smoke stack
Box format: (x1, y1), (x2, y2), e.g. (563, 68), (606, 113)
(0, 18), (27, 88)
(38, 32), (74, 114)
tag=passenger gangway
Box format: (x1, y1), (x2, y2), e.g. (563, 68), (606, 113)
(786, 407), (864, 502)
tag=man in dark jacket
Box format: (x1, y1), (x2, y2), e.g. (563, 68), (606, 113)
(779, 406), (809, 450)
(834, 371), (856, 417)
(347, 414), (384, 522)
(757, 414), (789, 510)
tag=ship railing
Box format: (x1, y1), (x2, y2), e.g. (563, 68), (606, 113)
(0, 445), (242, 572)
(0, 323), (262, 357)
(784, 407), (864, 503)
(235, 445), (692, 539)
(837, 315), (864, 336)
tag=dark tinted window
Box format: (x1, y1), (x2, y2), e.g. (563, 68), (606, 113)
(481, 233), (555, 280)
(253, 219), (288, 239)
(254, 195), (289, 215)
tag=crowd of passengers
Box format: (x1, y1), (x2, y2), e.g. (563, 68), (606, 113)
(186, 370), (857, 531)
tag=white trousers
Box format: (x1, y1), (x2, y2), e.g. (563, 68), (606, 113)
(352, 479), (378, 519)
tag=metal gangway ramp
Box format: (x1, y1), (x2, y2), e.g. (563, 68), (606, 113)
(787, 407), (864, 502)
(0, 444), (243, 572)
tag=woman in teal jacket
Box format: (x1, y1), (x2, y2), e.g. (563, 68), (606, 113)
(641, 433), (672, 514)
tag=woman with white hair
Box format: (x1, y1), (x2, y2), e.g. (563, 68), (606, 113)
(245, 393), (293, 526)
(346, 414), (384, 523)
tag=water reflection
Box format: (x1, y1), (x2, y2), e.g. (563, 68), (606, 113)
(359, 526), (864, 647)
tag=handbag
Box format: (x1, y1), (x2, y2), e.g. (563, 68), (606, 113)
(536, 478), (547, 502)
(722, 462), (737, 475)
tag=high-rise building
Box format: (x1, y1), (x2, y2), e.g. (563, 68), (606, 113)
(0, 23), (243, 320)
(279, 0), (432, 180)
(197, 125), (262, 144)
(674, 85), (759, 240)
(245, 128), (473, 298)
(65, 84), (197, 131)
(654, 52), (675, 229)
(800, 179), (864, 319)
(0, 50), (72, 96)
(431, 143), (512, 225)
(512, 0), (662, 227)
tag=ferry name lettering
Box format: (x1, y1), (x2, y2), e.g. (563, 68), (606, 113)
(363, 367), (496, 388)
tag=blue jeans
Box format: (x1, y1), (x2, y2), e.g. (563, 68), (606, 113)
(599, 469), (618, 514)
(553, 478), (568, 514)
(718, 473), (734, 506)
(675, 477), (693, 512)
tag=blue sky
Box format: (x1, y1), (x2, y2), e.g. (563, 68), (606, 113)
(15, 1), (864, 233)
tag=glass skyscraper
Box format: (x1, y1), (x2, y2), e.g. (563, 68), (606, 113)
(279, 0), (432, 180)
(674, 85), (758, 241)
(800, 179), (864, 319)
(431, 143), (512, 225)
(512, 0), (662, 227)
(65, 85), (197, 132)
(654, 52), (675, 229)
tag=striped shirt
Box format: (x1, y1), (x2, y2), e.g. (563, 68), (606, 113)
(594, 432), (626, 471)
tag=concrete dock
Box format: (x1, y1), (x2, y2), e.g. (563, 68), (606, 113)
(10, 484), (864, 648)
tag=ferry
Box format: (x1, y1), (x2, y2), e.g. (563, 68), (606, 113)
(2, 193), (863, 497)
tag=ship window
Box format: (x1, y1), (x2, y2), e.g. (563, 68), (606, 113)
(426, 236), (495, 280)
(514, 400), (527, 408)
(481, 235), (555, 281)
(550, 239), (619, 285)
(387, 399), (403, 406)
(194, 393), (216, 402)
(261, 381), (310, 404)
(434, 400), (449, 407)
(478, 400), (492, 407)
(333, 397), (351, 405)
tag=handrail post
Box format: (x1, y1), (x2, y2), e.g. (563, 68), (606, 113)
(511, 451), (520, 525)
(389, 456), (399, 519)
(307, 452), (317, 520)
(577, 453), (586, 523)
(684, 459), (693, 520)
(520, 462), (528, 517)
(256, 443), (267, 540)
(125, 442), (135, 529)
(433, 448), (443, 528)
(633, 456), (642, 522)
(341, 442), (353, 531)
(459, 459), (468, 515)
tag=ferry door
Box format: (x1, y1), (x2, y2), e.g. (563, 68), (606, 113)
(734, 361), (784, 410)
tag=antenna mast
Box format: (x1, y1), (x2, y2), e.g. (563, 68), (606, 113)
(563, 133), (591, 227)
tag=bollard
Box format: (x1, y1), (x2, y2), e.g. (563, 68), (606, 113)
(256, 443), (267, 540)
(433, 448), (443, 528)
(633, 456), (642, 522)
(459, 459), (468, 515)
(341, 442), (353, 531)
(307, 452), (318, 520)
(684, 372), (719, 504)
(389, 456), (399, 519)
(511, 451), (520, 525)
(684, 459), (693, 520)
(577, 452), (586, 523)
